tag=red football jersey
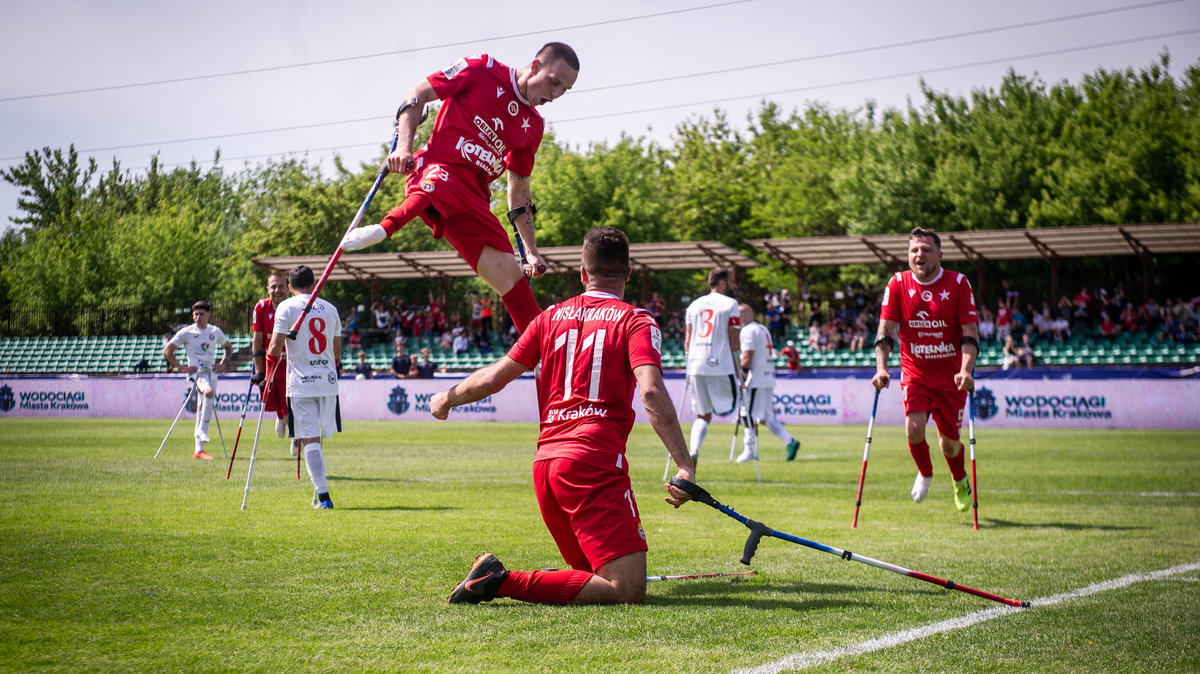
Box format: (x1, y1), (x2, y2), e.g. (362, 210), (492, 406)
(251, 298), (276, 336)
(420, 53), (545, 191)
(880, 269), (978, 390)
(507, 291), (663, 468)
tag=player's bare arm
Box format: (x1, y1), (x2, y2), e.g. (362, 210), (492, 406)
(955, 322), (980, 392)
(633, 364), (695, 507)
(683, 323), (692, 356)
(251, 330), (266, 384)
(507, 171), (546, 279)
(387, 79), (438, 175)
(162, 342), (191, 374)
(872, 319), (898, 391)
(215, 342), (232, 373)
(333, 336), (343, 373)
(430, 356), (527, 420)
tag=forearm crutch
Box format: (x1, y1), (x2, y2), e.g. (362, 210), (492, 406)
(225, 374), (259, 479)
(851, 389), (882, 528)
(154, 377), (196, 459)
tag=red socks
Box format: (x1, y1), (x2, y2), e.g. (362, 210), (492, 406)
(945, 442), (967, 482)
(498, 569), (592, 605)
(908, 439), (934, 478)
(379, 193), (432, 237)
(501, 281), (542, 334)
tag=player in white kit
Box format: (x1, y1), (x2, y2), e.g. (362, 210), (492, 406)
(736, 303), (800, 463)
(267, 265), (344, 509)
(684, 267), (741, 465)
(163, 301), (232, 460)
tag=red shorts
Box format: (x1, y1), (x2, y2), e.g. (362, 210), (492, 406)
(262, 367), (287, 419)
(532, 456), (648, 573)
(405, 161), (513, 270)
(902, 380), (968, 441)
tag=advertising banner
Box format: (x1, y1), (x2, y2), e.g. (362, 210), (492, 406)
(1, 374), (1197, 430)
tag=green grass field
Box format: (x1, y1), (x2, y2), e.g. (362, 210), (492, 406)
(1, 418), (1197, 672)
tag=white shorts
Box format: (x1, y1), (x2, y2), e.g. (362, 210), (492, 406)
(192, 368), (217, 396)
(744, 386), (776, 423)
(286, 395), (342, 439)
(689, 374), (738, 416)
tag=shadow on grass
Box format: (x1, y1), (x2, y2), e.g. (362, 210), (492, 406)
(983, 517), (1148, 531)
(328, 475), (411, 483)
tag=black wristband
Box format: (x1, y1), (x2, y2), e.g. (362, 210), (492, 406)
(251, 350), (266, 358)
(961, 335), (980, 351)
(874, 334), (895, 351)
(506, 203), (538, 225)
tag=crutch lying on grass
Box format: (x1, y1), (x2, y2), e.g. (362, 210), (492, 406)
(669, 477), (1029, 608)
(647, 570), (757, 582)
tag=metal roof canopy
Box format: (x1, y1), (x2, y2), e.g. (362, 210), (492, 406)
(251, 240), (757, 286)
(748, 223), (1200, 302)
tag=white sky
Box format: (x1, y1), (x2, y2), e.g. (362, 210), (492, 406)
(1, 0), (1198, 233)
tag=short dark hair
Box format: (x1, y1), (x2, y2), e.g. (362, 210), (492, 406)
(289, 265), (315, 291)
(910, 227), (941, 249)
(707, 266), (734, 289)
(191, 301), (211, 313)
(582, 227), (630, 279)
(267, 271), (288, 284)
(537, 42), (579, 71)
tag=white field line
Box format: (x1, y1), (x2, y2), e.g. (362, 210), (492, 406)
(733, 561), (1200, 674)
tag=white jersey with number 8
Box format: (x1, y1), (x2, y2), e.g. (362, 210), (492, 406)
(273, 294), (342, 398)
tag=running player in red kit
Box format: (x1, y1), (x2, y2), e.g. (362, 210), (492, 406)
(872, 227), (980, 511)
(430, 227), (696, 605)
(339, 43), (579, 334)
(250, 271), (297, 455)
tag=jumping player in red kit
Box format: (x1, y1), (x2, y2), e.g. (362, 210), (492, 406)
(430, 227), (696, 605)
(339, 42), (579, 334)
(872, 227), (980, 511)
(250, 271), (297, 455)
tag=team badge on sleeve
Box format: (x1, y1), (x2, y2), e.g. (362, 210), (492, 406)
(650, 325), (662, 353)
(442, 57), (468, 79)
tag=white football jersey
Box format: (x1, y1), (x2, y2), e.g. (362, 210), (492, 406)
(738, 321), (776, 388)
(685, 291), (740, 376)
(169, 323), (228, 369)
(273, 294), (342, 398)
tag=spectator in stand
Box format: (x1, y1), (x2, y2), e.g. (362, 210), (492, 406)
(392, 343), (414, 378)
(1002, 334), (1031, 370)
(849, 315), (868, 351)
(808, 323), (822, 352)
(646, 292), (665, 323)
(996, 301), (1012, 342)
(766, 303), (785, 344)
(780, 340), (801, 372)
(354, 351), (374, 380)
(393, 328), (406, 350)
(439, 328), (454, 353)
(1051, 314), (1071, 342)
(1000, 279), (1019, 310)
(345, 306), (362, 334)
(453, 331), (471, 356)
(414, 347), (438, 378)
(1021, 330), (1037, 367)
(1073, 287), (1092, 320)
(480, 295), (494, 335)
(348, 329), (363, 351)
(977, 306), (996, 342)
(1120, 305), (1140, 334)
(1033, 303), (1053, 338)
(1098, 311), (1121, 340)
(373, 301), (392, 332)
(1056, 295), (1074, 320)
(1011, 305), (1028, 338)
(475, 329), (494, 356)
(470, 293), (484, 335)
(1144, 297), (1162, 329)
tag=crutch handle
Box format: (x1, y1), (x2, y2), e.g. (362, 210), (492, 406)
(740, 521), (771, 565)
(669, 477), (718, 507)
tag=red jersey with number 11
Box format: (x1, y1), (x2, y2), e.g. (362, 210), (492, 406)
(880, 268), (977, 390)
(507, 291), (663, 469)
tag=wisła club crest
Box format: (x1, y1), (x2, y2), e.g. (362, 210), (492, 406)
(387, 386), (410, 415)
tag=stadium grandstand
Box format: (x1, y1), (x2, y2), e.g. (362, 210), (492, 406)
(2, 225), (1197, 375)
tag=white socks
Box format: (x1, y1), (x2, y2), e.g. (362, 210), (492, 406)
(765, 417), (793, 445)
(275, 417), (287, 439)
(304, 443), (328, 494)
(689, 419), (709, 458)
